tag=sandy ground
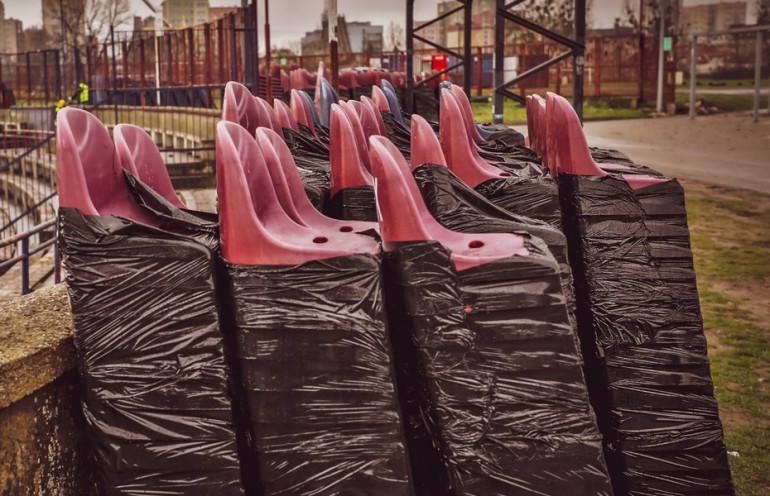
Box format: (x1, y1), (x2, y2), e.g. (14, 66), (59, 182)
(581, 113), (770, 194)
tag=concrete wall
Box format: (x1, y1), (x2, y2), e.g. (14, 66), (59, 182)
(0, 285), (93, 494)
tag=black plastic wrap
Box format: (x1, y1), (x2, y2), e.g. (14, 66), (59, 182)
(325, 185), (378, 221)
(224, 253), (412, 495)
(59, 175), (246, 495)
(383, 240), (612, 496)
(412, 164), (577, 335)
(283, 126), (331, 211)
(475, 164), (563, 228)
(381, 111), (413, 162)
(590, 146), (634, 165)
(476, 122), (526, 148)
(558, 174), (734, 496)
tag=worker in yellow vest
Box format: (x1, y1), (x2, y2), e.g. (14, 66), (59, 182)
(53, 99), (67, 128)
(77, 82), (89, 105)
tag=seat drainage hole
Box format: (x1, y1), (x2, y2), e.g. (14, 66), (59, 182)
(313, 236), (329, 244)
(469, 240), (484, 249)
(339, 226), (353, 232)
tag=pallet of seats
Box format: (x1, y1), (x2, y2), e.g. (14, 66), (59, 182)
(56, 108), (248, 495)
(544, 92), (734, 496)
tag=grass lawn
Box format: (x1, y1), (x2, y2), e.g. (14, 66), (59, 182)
(684, 180), (770, 495)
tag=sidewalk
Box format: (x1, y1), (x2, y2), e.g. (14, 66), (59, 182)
(581, 113), (770, 194)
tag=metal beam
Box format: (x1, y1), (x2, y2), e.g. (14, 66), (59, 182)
(406, 0), (473, 113)
(493, 0), (587, 122)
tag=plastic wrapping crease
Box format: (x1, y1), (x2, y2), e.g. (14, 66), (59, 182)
(59, 172), (246, 496)
(224, 253), (412, 495)
(383, 240), (612, 496)
(474, 163), (564, 228)
(558, 174), (735, 496)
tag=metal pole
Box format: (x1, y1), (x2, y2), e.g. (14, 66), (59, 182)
(573, 0), (586, 121)
(754, 30), (762, 123)
(328, 0), (339, 93)
(463, 0), (473, 95)
(689, 35), (697, 119)
(656, 0), (666, 113)
(492, 0), (504, 124)
(21, 237), (29, 295)
(476, 46), (483, 96)
(638, 0), (645, 102)
(405, 0), (414, 113)
(265, 0), (272, 100)
(59, 0), (67, 98)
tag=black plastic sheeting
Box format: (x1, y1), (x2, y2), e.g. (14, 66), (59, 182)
(282, 126), (331, 211)
(325, 185), (378, 221)
(412, 164), (577, 335)
(59, 173), (246, 495)
(559, 174), (734, 496)
(381, 111), (414, 162)
(224, 253), (412, 495)
(476, 123), (526, 148)
(475, 163), (564, 228)
(383, 240), (612, 496)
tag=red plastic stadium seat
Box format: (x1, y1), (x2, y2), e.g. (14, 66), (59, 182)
(290, 89), (319, 138)
(361, 96), (387, 136)
(410, 114), (446, 168)
(354, 99), (381, 140)
(329, 105), (373, 197)
(113, 124), (186, 208)
(273, 98), (299, 132)
(371, 85), (390, 112)
(337, 101), (372, 172)
(448, 84), (484, 143)
(254, 96), (284, 138)
(56, 107), (158, 225)
(217, 122), (379, 266)
(546, 93), (665, 190)
(221, 81), (261, 135)
(255, 127), (376, 233)
(439, 89), (510, 187)
(368, 136), (528, 271)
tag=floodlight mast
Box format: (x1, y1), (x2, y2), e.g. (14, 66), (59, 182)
(138, 0), (168, 105)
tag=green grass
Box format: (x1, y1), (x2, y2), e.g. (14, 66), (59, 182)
(471, 98), (648, 125)
(685, 181), (770, 495)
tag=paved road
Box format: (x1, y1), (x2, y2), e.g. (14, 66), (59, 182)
(580, 113), (770, 194)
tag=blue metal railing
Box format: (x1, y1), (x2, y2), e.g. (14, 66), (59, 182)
(0, 218), (59, 294)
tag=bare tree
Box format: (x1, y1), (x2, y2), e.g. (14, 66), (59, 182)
(387, 21), (404, 52)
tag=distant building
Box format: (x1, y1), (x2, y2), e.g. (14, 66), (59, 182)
(42, 0), (86, 46)
(301, 14), (384, 55)
(0, 1), (23, 54)
(1, 18), (22, 54)
(132, 15), (155, 36)
(163, 0), (210, 29)
(413, 19), (445, 51)
(210, 6), (238, 21)
(345, 21), (383, 53)
(682, 1), (747, 37)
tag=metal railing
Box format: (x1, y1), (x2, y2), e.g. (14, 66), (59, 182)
(0, 218), (59, 294)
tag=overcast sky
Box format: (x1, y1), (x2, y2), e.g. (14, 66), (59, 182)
(3, 0), (758, 47)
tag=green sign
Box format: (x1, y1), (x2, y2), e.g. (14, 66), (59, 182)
(663, 37), (673, 52)
(280, 57), (288, 66)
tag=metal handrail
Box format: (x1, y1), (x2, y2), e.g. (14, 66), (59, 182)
(0, 218), (59, 294)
